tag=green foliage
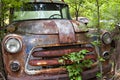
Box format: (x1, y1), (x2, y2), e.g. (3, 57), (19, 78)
(64, 0), (85, 19)
(96, 72), (102, 78)
(0, 0), (27, 25)
(59, 50), (93, 80)
(98, 57), (105, 62)
(0, 0), (28, 41)
(91, 40), (101, 47)
(65, 0), (120, 31)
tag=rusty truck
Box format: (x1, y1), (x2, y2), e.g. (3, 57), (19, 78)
(0, 0), (113, 80)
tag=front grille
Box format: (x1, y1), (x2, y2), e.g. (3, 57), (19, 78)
(25, 44), (96, 75)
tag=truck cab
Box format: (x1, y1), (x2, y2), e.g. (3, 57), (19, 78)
(1, 0), (112, 80)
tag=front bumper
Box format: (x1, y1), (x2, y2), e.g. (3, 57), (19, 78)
(7, 64), (112, 80)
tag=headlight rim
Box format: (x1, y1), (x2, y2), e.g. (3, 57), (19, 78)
(4, 37), (22, 53)
(101, 32), (112, 45)
(10, 60), (21, 72)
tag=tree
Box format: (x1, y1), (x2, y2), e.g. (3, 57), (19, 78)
(64, 0), (85, 20)
(0, 0), (26, 41)
(84, 0), (120, 31)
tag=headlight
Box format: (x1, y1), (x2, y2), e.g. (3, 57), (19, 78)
(102, 32), (112, 44)
(5, 38), (22, 53)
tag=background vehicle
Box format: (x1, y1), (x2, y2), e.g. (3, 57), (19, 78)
(0, 0), (112, 80)
(77, 17), (89, 25)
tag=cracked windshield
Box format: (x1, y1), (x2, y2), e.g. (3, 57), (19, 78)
(14, 3), (69, 21)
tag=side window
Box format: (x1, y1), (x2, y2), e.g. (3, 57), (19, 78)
(62, 7), (67, 18)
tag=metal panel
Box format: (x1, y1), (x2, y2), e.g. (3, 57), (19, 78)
(29, 55), (96, 66)
(55, 20), (76, 43)
(16, 20), (58, 34)
(32, 47), (94, 57)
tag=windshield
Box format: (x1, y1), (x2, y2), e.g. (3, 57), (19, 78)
(13, 3), (71, 21)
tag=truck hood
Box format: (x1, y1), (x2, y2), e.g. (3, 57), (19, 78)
(12, 20), (87, 34)
(9, 20), (88, 43)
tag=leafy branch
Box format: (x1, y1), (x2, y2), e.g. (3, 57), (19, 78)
(59, 50), (93, 80)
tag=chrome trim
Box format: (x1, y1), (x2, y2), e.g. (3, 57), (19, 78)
(10, 61), (20, 72)
(25, 45), (96, 75)
(101, 32), (112, 45)
(4, 34), (22, 53)
(25, 47), (45, 75)
(102, 51), (110, 59)
(25, 47), (37, 75)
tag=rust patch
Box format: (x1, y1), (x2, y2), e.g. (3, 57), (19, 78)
(32, 47), (94, 57)
(29, 59), (61, 66)
(2, 34), (25, 77)
(55, 20), (76, 43)
(29, 54), (96, 66)
(8, 73), (69, 80)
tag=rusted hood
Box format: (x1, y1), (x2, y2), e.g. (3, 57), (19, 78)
(11, 20), (87, 43)
(5, 20), (89, 55)
(13, 20), (87, 34)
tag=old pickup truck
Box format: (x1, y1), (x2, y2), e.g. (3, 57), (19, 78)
(0, 0), (112, 80)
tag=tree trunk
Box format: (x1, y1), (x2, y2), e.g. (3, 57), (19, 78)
(0, 1), (2, 27)
(75, 11), (79, 21)
(111, 25), (120, 75)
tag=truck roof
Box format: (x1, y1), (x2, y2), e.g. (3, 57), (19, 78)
(29, 0), (65, 3)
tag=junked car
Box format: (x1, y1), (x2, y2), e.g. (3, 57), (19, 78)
(0, 0), (113, 80)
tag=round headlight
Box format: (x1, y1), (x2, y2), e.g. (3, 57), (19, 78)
(102, 32), (112, 44)
(5, 38), (22, 53)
